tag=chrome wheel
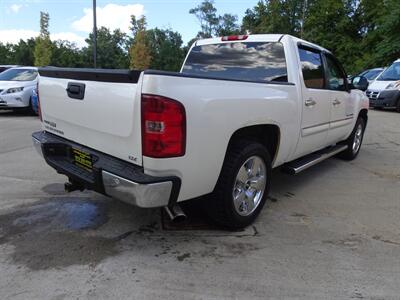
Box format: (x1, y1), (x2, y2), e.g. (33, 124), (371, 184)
(232, 156), (266, 217)
(352, 124), (363, 154)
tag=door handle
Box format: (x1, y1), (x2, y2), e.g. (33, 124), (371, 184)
(305, 99), (316, 107)
(66, 85), (80, 94)
(333, 99), (341, 106)
(66, 82), (85, 100)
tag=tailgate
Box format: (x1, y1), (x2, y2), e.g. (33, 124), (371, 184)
(38, 68), (143, 166)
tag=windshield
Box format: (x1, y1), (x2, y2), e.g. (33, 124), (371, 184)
(378, 62), (400, 81)
(0, 67), (10, 74)
(183, 42), (288, 83)
(0, 69), (38, 81)
(363, 69), (382, 80)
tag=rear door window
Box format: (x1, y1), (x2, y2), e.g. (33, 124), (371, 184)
(182, 42), (288, 83)
(298, 47), (325, 89)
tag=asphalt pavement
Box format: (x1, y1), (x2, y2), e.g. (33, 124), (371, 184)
(0, 109), (399, 299)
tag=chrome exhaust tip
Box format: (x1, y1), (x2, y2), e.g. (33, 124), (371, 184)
(164, 205), (187, 223)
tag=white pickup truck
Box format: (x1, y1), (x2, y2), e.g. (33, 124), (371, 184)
(33, 34), (369, 229)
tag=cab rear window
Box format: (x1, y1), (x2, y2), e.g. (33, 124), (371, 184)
(182, 42), (288, 83)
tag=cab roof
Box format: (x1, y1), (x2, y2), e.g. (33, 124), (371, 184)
(195, 34), (331, 54)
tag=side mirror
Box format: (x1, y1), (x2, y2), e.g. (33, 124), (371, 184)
(352, 76), (369, 91)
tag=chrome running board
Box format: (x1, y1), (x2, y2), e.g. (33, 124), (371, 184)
(283, 145), (348, 175)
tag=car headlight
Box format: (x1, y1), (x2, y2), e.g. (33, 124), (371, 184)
(6, 87), (24, 94)
(386, 83), (395, 89)
(386, 81), (400, 90)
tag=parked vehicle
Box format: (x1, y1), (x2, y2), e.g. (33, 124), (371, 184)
(0, 67), (38, 112)
(31, 87), (39, 115)
(33, 34), (369, 229)
(0, 65), (19, 74)
(366, 59), (400, 112)
(358, 68), (385, 83)
(347, 68), (384, 85)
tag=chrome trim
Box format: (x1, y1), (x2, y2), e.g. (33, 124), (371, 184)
(305, 98), (317, 107)
(333, 99), (341, 106)
(32, 136), (43, 157)
(303, 121), (330, 130)
(302, 116), (354, 135)
(352, 124), (363, 154)
(290, 145), (348, 174)
(302, 123), (330, 137)
(102, 171), (173, 208)
(366, 90), (380, 101)
(329, 117), (353, 129)
(164, 205), (187, 222)
(232, 156), (266, 217)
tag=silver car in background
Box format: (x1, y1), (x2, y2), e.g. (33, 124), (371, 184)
(0, 67), (38, 112)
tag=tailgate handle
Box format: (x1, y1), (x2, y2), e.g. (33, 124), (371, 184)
(66, 82), (85, 100)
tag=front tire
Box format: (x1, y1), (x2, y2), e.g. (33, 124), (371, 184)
(206, 140), (272, 229)
(28, 97), (37, 115)
(338, 117), (366, 160)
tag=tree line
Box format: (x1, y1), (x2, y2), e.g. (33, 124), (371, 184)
(0, 0), (399, 74)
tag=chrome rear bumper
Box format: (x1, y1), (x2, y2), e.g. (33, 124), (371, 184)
(32, 131), (180, 208)
(102, 171), (173, 208)
(32, 136), (43, 157)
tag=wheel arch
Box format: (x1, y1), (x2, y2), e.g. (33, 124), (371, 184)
(358, 108), (368, 126)
(225, 124), (281, 166)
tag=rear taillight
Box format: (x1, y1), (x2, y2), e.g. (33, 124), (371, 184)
(36, 82), (42, 121)
(141, 94), (186, 158)
(221, 35), (248, 41)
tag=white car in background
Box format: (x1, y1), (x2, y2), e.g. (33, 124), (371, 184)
(0, 67), (38, 112)
(0, 65), (20, 73)
(367, 59), (400, 112)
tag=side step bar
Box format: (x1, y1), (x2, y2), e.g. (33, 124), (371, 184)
(282, 145), (348, 175)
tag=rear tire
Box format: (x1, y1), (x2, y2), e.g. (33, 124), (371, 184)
(396, 99), (400, 113)
(338, 117), (366, 161)
(205, 139), (272, 229)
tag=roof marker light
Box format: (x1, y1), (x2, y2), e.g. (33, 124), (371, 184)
(221, 35), (248, 41)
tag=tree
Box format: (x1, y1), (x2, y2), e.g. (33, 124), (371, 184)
(12, 39), (36, 66)
(34, 12), (52, 66)
(129, 16), (152, 70)
(0, 43), (14, 64)
(217, 14), (241, 36)
(241, 0), (365, 73)
(303, 0), (362, 73)
(146, 28), (185, 71)
(190, 0), (219, 38)
(363, 0), (400, 67)
(51, 41), (85, 68)
(85, 27), (129, 69)
(242, 0), (305, 35)
(190, 0), (240, 38)
(3, 0), (398, 75)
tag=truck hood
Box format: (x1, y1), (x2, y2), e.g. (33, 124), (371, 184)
(368, 80), (400, 91)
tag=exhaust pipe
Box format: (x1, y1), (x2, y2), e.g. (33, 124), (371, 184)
(164, 205), (187, 223)
(64, 179), (85, 193)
